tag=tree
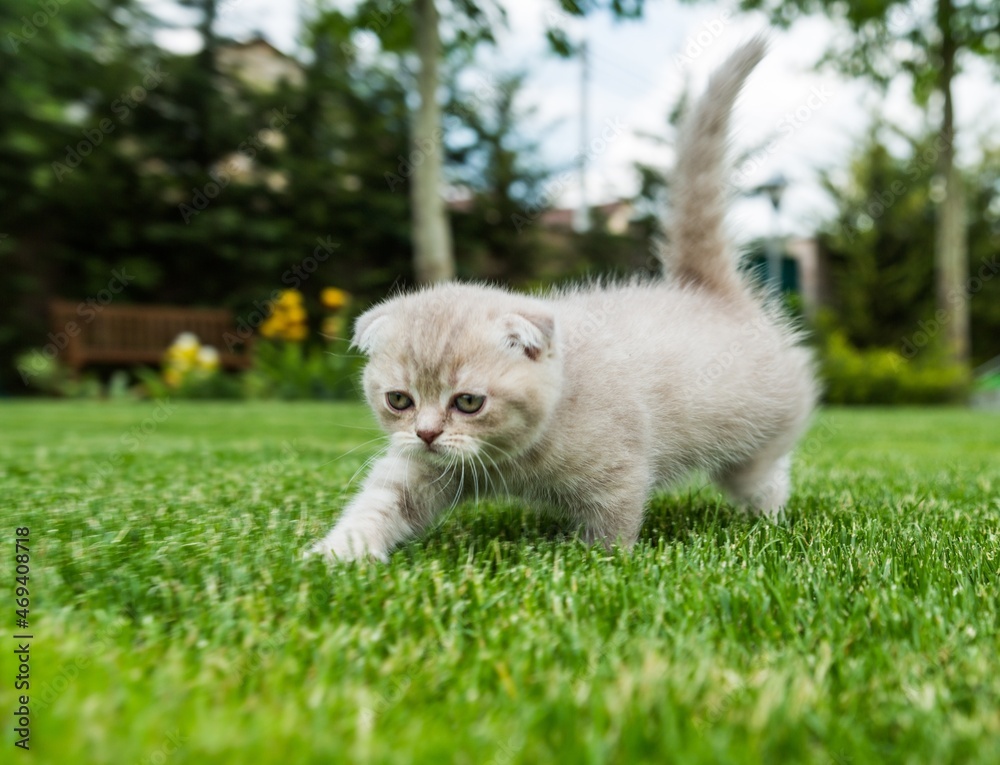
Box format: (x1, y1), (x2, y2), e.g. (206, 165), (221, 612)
(351, 0), (648, 284)
(730, 0), (1000, 367)
(411, 0), (454, 283)
(814, 122), (1000, 365)
(817, 125), (938, 350)
(446, 72), (551, 281)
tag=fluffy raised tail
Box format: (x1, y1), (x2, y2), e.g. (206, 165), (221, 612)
(665, 36), (767, 295)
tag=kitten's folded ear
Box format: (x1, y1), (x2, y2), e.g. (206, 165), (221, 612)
(501, 310), (556, 361)
(352, 304), (390, 354)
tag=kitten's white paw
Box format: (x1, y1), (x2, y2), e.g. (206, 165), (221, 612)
(303, 527), (389, 563)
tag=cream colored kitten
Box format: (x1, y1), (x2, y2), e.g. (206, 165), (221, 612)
(306, 37), (817, 563)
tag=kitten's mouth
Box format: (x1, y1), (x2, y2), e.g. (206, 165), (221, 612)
(409, 441), (447, 459)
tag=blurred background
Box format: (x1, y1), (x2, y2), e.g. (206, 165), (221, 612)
(1, 0), (998, 405)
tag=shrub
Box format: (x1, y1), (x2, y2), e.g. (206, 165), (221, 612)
(818, 326), (969, 405)
(242, 339), (363, 400)
(14, 350), (103, 398)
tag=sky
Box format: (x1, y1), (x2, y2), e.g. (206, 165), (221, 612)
(149, 0), (1000, 242)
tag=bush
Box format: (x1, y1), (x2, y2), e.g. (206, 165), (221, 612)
(15, 350), (103, 399)
(818, 326), (969, 405)
(242, 339), (364, 400)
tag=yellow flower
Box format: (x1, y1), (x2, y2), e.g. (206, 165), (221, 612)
(163, 368), (182, 387)
(283, 305), (307, 324)
(277, 289), (303, 307)
(196, 346), (220, 371)
(165, 332), (200, 370)
(260, 316), (283, 338)
(321, 287), (349, 311)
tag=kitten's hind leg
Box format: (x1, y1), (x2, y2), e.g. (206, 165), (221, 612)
(716, 451), (792, 521)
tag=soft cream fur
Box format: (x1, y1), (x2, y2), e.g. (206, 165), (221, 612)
(306, 37), (817, 563)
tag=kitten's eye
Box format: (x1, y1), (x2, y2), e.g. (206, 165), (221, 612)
(386, 391), (414, 411)
(453, 393), (485, 414)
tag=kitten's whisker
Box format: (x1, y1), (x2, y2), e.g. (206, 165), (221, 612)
(401, 449), (413, 503)
(450, 455), (466, 511)
(428, 455), (456, 488)
(482, 443), (530, 489)
(469, 451), (481, 505)
(472, 451), (498, 499)
(329, 423), (384, 432)
(481, 451), (509, 496)
(316, 436), (389, 469)
(342, 444), (390, 494)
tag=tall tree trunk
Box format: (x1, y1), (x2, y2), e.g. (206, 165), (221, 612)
(194, 0), (218, 167)
(935, 0), (969, 367)
(411, 0), (455, 284)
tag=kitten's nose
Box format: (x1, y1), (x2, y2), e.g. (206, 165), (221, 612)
(417, 428), (443, 445)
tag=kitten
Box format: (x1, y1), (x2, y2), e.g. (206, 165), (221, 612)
(306, 37), (817, 563)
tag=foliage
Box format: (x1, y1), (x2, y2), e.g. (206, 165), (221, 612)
(135, 365), (243, 400)
(729, 0), (1000, 366)
(135, 330), (242, 400)
(162, 332), (222, 386)
(3, 0), (620, 394)
(732, 0), (1000, 86)
(0, 2), (417, 392)
(242, 339), (364, 401)
(965, 143), (1000, 364)
(814, 314), (969, 405)
(816, 125), (938, 349)
(817, 125), (1000, 364)
(13, 350), (103, 399)
(2, 402), (999, 763)
(259, 290), (309, 342)
(446, 71), (551, 283)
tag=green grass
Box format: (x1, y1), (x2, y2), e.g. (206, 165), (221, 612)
(1, 402), (998, 764)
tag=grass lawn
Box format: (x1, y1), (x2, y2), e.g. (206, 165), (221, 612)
(1, 401), (998, 764)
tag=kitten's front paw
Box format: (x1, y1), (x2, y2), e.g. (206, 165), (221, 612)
(303, 527), (389, 564)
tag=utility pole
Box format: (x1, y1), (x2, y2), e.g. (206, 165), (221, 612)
(573, 40), (590, 233)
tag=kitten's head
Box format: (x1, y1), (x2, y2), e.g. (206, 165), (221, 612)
(352, 285), (562, 465)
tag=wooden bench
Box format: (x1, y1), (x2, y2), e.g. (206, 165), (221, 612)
(50, 300), (253, 371)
